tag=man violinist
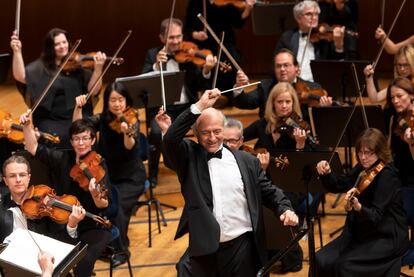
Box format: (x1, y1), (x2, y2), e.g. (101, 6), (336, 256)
(233, 48), (332, 119)
(142, 17), (215, 186)
(275, 0), (347, 81)
(21, 113), (117, 277)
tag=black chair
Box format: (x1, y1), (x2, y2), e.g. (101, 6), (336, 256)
(401, 187), (414, 277)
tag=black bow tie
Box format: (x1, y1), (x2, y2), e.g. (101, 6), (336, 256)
(300, 32), (309, 37)
(207, 149), (222, 160)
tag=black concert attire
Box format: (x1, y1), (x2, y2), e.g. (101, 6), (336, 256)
(184, 0), (247, 91)
(163, 106), (294, 276)
(35, 144), (117, 277)
(243, 116), (313, 272)
(319, 1), (359, 59)
(141, 46), (210, 185)
(316, 161), (408, 276)
(390, 114), (414, 187)
(17, 59), (94, 148)
(88, 114), (146, 255)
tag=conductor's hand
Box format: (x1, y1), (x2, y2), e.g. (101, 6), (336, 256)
(155, 107), (172, 135)
(316, 160), (331, 175)
(280, 210), (298, 226)
(195, 88), (221, 111)
(38, 251), (54, 277)
(257, 152), (270, 171)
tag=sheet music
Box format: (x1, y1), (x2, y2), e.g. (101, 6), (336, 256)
(0, 229), (75, 275)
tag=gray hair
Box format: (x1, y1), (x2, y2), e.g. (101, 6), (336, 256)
(293, 0), (320, 20)
(225, 118), (244, 136)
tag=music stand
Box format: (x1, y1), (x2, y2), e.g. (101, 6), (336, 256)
(116, 71), (185, 109)
(116, 72), (184, 247)
(252, 2), (296, 35)
(0, 54), (10, 84)
(310, 60), (373, 98)
(267, 150), (342, 277)
(0, 241), (87, 277)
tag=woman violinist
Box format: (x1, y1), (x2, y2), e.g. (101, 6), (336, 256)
(10, 28), (107, 148)
(21, 113), (117, 277)
(388, 77), (414, 187)
(315, 128), (408, 276)
(74, 82), (146, 263)
(242, 82), (314, 273)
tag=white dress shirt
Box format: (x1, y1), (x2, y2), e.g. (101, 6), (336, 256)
(297, 34), (315, 82)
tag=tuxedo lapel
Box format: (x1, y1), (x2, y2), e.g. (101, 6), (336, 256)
(195, 148), (213, 206)
(291, 31), (300, 56)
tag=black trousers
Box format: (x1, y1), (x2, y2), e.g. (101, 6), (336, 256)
(190, 232), (261, 277)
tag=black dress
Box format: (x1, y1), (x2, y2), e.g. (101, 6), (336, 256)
(316, 162), (408, 276)
(17, 59), (94, 148)
(89, 114), (146, 252)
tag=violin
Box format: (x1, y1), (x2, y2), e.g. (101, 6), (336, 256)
(345, 161), (385, 211)
(277, 112), (318, 145)
(294, 79), (330, 107)
(174, 41), (232, 73)
(241, 144), (289, 170)
(20, 184), (111, 228)
(394, 109), (414, 141)
(0, 109), (60, 144)
(212, 0), (246, 9)
(62, 51), (124, 73)
(108, 107), (139, 137)
(309, 23), (359, 43)
(69, 151), (108, 200)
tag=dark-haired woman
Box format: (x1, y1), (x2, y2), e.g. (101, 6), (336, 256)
(74, 82), (146, 261)
(315, 128), (408, 276)
(10, 28), (106, 148)
(388, 77), (414, 188)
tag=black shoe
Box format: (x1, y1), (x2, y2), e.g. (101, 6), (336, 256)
(111, 255), (127, 268)
(149, 176), (158, 188)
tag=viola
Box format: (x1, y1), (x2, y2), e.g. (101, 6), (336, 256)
(174, 41), (232, 73)
(309, 23), (359, 43)
(20, 184), (111, 228)
(0, 109), (60, 144)
(345, 161), (385, 211)
(62, 51), (124, 73)
(277, 112), (318, 145)
(394, 109), (414, 141)
(69, 151), (108, 199)
(108, 107), (139, 137)
(241, 144), (289, 170)
(212, 0), (246, 9)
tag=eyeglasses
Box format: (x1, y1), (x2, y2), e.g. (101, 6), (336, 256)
(5, 173), (29, 179)
(167, 34), (183, 40)
(357, 150), (375, 157)
(224, 137), (242, 144)
(394, 63), (410, 69)
(302, 12), (319, 18)
(275, 63), (294, 69)
(71, 136), (92, 143)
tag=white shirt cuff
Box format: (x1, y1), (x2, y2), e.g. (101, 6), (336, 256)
(191, 104), (202, 114)
(233, 88), (243, 97)
(66, 224), (78, 238)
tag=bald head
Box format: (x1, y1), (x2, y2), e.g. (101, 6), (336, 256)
(194, 108), (225, 153)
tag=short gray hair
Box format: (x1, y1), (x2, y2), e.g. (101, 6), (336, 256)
(293, 0), (320, 20)
(225, 118), (244, 136)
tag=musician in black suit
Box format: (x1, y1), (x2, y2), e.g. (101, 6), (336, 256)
(160, 88), (298, 276)
(233, 48), (331, 119)
(275, 1), (347, 81)
(142, 17), (214, 186)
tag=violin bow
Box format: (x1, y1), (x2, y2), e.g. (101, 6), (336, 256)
(29, 39), (82, 117)
(351, 63), (369, 129)
(197, 13), (243, 72)
(372, 0), (406, 70)
(15, 0), (21, 37)
(212, 32), (225, 89)
(85, 30), (132, 102)
(12, 208), (43, 252)
(381, 0), (386, 28)
(202, 0), (207, 33)
(219, 81), (261, 94)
